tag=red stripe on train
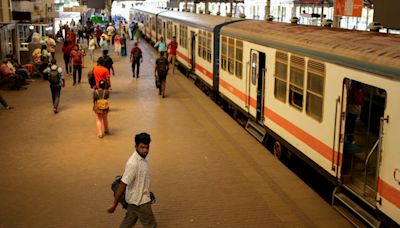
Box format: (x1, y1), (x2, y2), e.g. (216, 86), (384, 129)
(378, 178), (400, 209)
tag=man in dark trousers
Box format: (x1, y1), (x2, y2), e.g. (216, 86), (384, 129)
(43, 59), (65, 114)
(0, 95), (13, 110)
(130, 42), (143, 78)
(107, 132), (157, 228)
(154, 51), (169, 98)
(70, 44), (84, 85)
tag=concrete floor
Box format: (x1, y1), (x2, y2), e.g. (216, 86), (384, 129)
(0, 39), (352, 228)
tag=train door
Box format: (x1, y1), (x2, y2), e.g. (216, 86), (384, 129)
(190, 31), (196, 71)
(339, 78), (387, 207)
(163, 21), (166, 41)
(247, 50), (266, 122)
(174, 25), (177, 37)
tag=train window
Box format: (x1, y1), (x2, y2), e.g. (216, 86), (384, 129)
(179, 25), (188, 49)
(157, 19), (162, 34)
(167, 21), (172, 39)
(274, 52), (288, 102)
(197, 30), (210, 62)
(235, 40), (243, 79)
(228, 38), (235, 75)
(221, 36), (227, 71)
(202, 32), (207, 59)
(207, 33), (212, 63)
(151, 18), (155, 31)
(198, 31), (203, 57)
(289, 55), (305, 110)
(306, 60), (325, 121)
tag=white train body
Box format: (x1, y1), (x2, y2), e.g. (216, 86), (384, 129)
(131, 7), (400, 225)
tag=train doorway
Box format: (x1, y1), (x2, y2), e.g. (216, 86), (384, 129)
(174, 25), (177, 37)
(339, 78), (387, 207)
(190, 31), (196, 71)
(163, 21), (166, 41)
(248, 50), (266, 123)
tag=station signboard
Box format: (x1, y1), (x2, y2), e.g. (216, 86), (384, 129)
(334, 0), (362, 17)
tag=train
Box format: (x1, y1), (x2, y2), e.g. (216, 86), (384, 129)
(130, 6), (400, 227)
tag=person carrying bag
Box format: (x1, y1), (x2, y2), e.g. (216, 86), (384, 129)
(93, 80), (110, 138)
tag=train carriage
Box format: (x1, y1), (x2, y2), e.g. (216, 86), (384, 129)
(220, 20), (400, 226)
(131, 7), (166, 44)
(130, 7), (400, 226)
(156, 11), (241, 88)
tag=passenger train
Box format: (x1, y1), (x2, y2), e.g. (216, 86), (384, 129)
(130, 6), (400, 227)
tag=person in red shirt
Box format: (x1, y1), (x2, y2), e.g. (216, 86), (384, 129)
(66, 29), (76, 44)
(130, 42), (143, 78)
(95, 26), (103, 47)
(62, 41), (73, 75)
(345, 81), (364, 142)
(69, 44), (84, 85)
(167, 36), (178, 74)
(93, 57), (111, 89)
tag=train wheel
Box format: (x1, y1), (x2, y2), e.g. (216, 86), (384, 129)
(273, 141), (282, 159)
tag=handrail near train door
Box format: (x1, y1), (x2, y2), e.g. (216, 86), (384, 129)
(331, 97), (340, 172)
(245, 61), (250, 109)
(363, 139), (380, 194)
(261, 68), (266, 122)
(363, 116), (389, 197)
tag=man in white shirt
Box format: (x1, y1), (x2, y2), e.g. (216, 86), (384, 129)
(107, 132), (157, 228)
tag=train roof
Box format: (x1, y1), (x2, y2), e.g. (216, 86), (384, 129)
(222, 20), (400, 79)
(158, 11), (242, 31)
(131, 7), (241, 31)
(131, 6), (167, 15)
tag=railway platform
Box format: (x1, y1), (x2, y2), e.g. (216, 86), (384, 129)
(0, 38), (352, 227)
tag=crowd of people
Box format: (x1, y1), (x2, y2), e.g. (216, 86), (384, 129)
(0, 16), (188, 228)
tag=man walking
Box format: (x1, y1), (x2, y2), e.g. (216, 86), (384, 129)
(130, 42), (143, 78)
(107, 132), (157, 228)
(93, 57), (111, 89)
(167, 36), (178, 74)
(43, 59), (65, 113)
(70, 44), (84, 85)
(155, 51), (169, 98)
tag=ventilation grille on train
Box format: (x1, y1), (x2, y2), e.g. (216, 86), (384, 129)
(276, 51), (288, 62)
(308, 60), (325, 74)
(290, 55), (305, 67)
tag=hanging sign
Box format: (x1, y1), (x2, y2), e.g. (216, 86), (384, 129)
(334, 0), (363, 17)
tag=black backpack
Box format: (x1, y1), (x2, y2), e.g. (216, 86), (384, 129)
(111, 176), (128, 209)
(48, 67), (60, 85)
(156, 57), (169, 77)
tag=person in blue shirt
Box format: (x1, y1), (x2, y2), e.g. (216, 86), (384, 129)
(154, 37), (167, 53)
